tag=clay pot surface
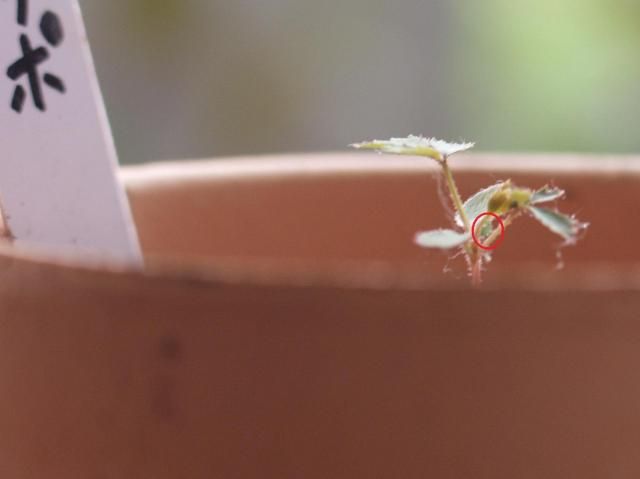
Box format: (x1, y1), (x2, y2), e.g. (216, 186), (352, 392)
(0, 153), (638, 478)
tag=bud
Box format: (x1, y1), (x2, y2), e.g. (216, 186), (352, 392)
(488, 189), (510, 214)
(509, 188), (532, 209)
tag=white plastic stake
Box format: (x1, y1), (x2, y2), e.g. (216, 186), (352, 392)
(0, 0), (141, 264)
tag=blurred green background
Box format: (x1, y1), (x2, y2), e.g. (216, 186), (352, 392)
(79, 0), (640, 164)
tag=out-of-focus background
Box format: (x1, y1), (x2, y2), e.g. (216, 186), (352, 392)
(80, 0), (640, 164)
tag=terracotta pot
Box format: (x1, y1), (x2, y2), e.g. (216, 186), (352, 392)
(0, 153), (638, 478)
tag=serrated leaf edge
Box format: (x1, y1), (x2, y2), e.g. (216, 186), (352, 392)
(528, 206), (588, 243)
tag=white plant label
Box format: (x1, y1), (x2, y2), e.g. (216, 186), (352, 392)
(0, 0), (141, 264)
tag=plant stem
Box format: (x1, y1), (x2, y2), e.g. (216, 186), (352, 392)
(441, 157), (470, 231)
(470, 210), (523, 288)
(471, 255), (482, 287)
(439, 156), (479, 286)
(483, 210), (522, 247)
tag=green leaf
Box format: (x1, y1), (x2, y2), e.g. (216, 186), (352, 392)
(414, 229), (470, 249)
(351, 135), (475, 161)
(528, 206), (588, 241)
(530, 186), (565, 205)
(476, 216), (495, 239)
(455, 182), (506, 227)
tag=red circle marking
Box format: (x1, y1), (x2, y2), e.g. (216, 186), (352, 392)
(471, 212), (505, 251)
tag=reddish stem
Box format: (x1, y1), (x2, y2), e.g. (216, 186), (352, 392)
(470, 248), (482, 288)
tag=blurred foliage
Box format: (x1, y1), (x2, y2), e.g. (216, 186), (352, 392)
(452, 0), (640, 153)
(127, 0), (186, 36)
(80, 0), (640, 163)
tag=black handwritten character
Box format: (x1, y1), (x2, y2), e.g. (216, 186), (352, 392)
(7, 0), (65, 113)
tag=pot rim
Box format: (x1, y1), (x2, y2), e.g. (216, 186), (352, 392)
(0, 152), (636, 293)
(121, 152), (640, 187)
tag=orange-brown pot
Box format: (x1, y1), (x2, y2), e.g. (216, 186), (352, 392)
(0, 153), (638, 478)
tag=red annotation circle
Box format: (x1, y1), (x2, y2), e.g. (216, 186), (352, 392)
(471, 212), (505, 251)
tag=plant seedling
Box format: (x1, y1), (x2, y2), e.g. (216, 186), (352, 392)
(351, 136), (588, 286)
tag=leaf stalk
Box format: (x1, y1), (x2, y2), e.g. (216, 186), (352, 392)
(441, 156), (470, 232)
